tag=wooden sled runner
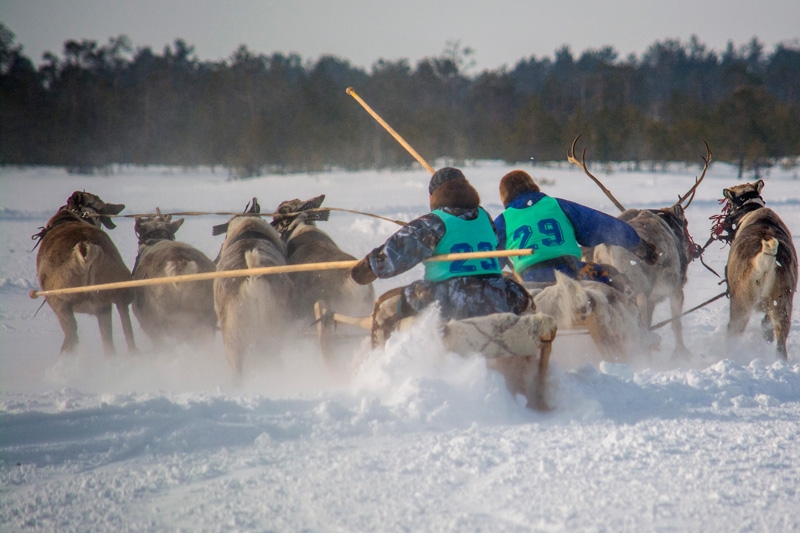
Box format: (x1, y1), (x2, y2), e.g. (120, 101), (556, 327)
(314, 300), (557, 410)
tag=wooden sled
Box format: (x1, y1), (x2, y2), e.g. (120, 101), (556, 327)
(313, 300), (557, 410)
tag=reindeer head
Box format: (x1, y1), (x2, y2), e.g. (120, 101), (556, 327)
(708, 180), (767, 245)
(722, 180), (766, 211)
(270, 195), (330, 239)
(134, 209), (184, 245)
(65, 191), (125, 229)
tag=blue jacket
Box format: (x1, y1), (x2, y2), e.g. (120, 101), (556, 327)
(494, 191), (641, 280)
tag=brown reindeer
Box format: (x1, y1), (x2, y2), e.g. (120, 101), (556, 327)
(714, 180), (797, 359)
(568, 136), (709, 357)
(212, 198), (294, 376)
(132, 211), (217, 348)
(33, 191), (136, 355)
(271, 195), (375, 324)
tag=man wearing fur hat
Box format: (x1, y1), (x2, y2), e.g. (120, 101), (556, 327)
(494, 170), (657, 286)
(350, 167), (532, 347)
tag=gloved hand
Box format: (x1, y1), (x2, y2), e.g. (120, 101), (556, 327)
(350, 256), (377, 285)
(633, 239), (659, 265)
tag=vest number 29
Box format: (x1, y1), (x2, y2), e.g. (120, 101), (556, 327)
(449, 242), (498, 272)
(512, 218), (565, 249)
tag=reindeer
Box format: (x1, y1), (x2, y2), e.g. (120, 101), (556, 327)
(271, 195), (375, 324)
(131, 211), (217, 349)
(568, 136), (709, 357)
(530, 271), (647, 361)
(33, 191), (136, 356)
(212, 198), (294, 376)
(712, 180), (797, 359)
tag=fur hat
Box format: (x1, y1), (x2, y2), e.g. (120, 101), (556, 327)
(430, 177), (481, 210)
(499, 170), (540, 207)
(429, 167), (466, 195)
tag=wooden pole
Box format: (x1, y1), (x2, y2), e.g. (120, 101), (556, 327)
(346, 87), (436, 175)
(29, 249), (533, 299)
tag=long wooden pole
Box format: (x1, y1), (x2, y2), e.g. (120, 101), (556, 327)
(29, 249), (532, 299)
(346, 87), (436, 175)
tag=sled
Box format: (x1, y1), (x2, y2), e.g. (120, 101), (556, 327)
(313, 300), (557, 410)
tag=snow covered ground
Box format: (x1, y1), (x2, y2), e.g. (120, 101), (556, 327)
(1, 160), (799, 532)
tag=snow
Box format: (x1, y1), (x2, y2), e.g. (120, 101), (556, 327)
(1, 161), (799, 532)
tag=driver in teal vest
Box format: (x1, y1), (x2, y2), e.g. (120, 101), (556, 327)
(494, 170), (657, 285)
(349, 167), (531, 346)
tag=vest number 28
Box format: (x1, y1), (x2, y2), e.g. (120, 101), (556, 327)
(449, 242), (498, 272)
(512, 218), (565, 249)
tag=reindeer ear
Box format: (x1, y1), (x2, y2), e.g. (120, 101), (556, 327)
(168, 218), (185, 234)
(755, 180), (765, 193)
(101, 203), (125, 216)
(723, 188), (734, 201)
(212, 222), (229, 236)
(99, 216), (119, 230)
(67, 191), (83, 209)
(308, 195), (326, 209)
(244, 197), (261, 214)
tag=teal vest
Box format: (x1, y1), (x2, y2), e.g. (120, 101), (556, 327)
(424, 208), (503, 282)
(503, 196), (582, 272)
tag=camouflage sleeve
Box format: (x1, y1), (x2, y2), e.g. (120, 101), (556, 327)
(367, 213), (445, 278)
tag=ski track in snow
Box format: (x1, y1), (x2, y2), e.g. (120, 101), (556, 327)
(1, 163), (799, 532)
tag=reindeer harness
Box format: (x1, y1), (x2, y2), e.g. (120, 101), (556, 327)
(30, 206), (99, 251)
(706, 192), (766, 248)
(647, 208), (702, 283)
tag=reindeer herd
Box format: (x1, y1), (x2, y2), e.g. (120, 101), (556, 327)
(32, 147), (798, 381)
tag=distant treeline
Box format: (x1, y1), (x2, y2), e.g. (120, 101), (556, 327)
(1, 24), (799, 177)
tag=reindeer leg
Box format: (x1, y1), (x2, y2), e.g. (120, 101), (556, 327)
(54, 304), (79, 354)
(767, 305), (790, 360)
(117, 304), (137, 354)
(760, 314), (775, 343)
(96, 306), (116, 357)
(726, 296), (752, 346)
(221, 325), (245, 381)
(635, 293), (651, 327)
(775, 321), (789, 360)
(670, 290), (689, 357)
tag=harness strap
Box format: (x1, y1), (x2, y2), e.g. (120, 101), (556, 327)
(30, 209), (90, 251)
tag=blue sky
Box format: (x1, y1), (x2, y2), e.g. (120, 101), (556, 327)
(4, 0), (799, 71)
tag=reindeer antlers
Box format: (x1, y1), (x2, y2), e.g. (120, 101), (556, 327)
(567, 134), (626, 213)
(672, 141), (712, 209)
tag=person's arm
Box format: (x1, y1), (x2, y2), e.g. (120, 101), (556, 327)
(351, 213), (445, 285)
(557, 198), (641, 248)
(557, 199), (657, 264)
